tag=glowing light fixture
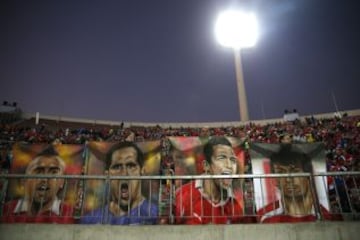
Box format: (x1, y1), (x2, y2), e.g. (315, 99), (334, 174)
(215, 10), (259, 49)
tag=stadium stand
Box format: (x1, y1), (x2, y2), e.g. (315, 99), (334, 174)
(0, 110), (359, 239)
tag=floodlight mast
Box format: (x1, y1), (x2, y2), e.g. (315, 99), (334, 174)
(215, 10), (259, 122)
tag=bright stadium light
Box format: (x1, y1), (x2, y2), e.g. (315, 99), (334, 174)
(214, 10), (259, 122)
(215, 10), (259, 49)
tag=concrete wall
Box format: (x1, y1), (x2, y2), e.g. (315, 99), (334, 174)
(1, 222), (359, 240)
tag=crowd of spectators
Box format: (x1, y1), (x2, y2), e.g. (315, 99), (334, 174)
(1, 114), (359, 174)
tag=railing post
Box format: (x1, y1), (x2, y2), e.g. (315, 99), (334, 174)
(103, 174), (111, 224)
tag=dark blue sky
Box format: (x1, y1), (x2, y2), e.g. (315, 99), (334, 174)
(1, 0), (360, 123)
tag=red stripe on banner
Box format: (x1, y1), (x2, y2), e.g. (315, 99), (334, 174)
(262, 158), (276, 205)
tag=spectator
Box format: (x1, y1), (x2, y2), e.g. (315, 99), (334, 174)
(347, 159), (360, 218)
(279, 133), (293, 144)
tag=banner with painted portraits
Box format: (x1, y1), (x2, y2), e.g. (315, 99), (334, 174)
(1, 143), (85, 223)
(249, 143), (334, 223)
(80, 141), (161, 225)
(169, 136), (246, 224)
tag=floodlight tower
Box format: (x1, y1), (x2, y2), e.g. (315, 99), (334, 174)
(215, 10), (259, 122)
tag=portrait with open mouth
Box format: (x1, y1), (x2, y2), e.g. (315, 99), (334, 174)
(81, 141), (160, 225)
(2, 144), (84, 224)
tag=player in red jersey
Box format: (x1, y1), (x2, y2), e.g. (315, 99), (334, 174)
(258, 145), (342, 223)
(175, 137), (244, 224)
(1, 147), (75, 223)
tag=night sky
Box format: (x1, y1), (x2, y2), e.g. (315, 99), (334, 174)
(1, 0), (360, 123)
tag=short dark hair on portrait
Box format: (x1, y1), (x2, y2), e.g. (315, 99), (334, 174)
(203, 136), (232, 164)
(26, 145), (65, 174)
(37, 145), (60, 157)
(270, 145), (312, 173)
(105, 141), (144, 170)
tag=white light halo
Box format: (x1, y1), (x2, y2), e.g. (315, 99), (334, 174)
(215, 10), (259, 49)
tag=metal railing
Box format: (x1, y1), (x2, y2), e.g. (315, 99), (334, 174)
(0, 172), (359, 224)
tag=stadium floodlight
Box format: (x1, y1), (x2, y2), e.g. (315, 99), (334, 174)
(215, 10), (259, 49)
(214, 10), (259, 122)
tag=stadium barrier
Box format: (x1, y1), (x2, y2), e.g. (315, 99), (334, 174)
(1, 172), (359, 224)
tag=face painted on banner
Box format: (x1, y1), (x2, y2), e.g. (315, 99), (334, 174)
(273, 163), (310, 199)
(108, 147), (143, 210)
(208, 144), (237, 190)
(24, 156), (64, 208)
(172, 148), (187, 171)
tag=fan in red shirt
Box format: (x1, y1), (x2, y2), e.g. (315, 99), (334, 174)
(1, 147), (75, 224)
(174, 137), (245, 224)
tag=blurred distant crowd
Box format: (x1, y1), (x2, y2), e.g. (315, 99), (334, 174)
(1, 114), (360, 174)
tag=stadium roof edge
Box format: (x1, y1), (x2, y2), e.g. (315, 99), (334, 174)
(21, 109), (360, 128)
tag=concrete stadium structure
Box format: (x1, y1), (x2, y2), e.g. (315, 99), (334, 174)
(22, 109), (360, 128)
(1, 222), (359, 240)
